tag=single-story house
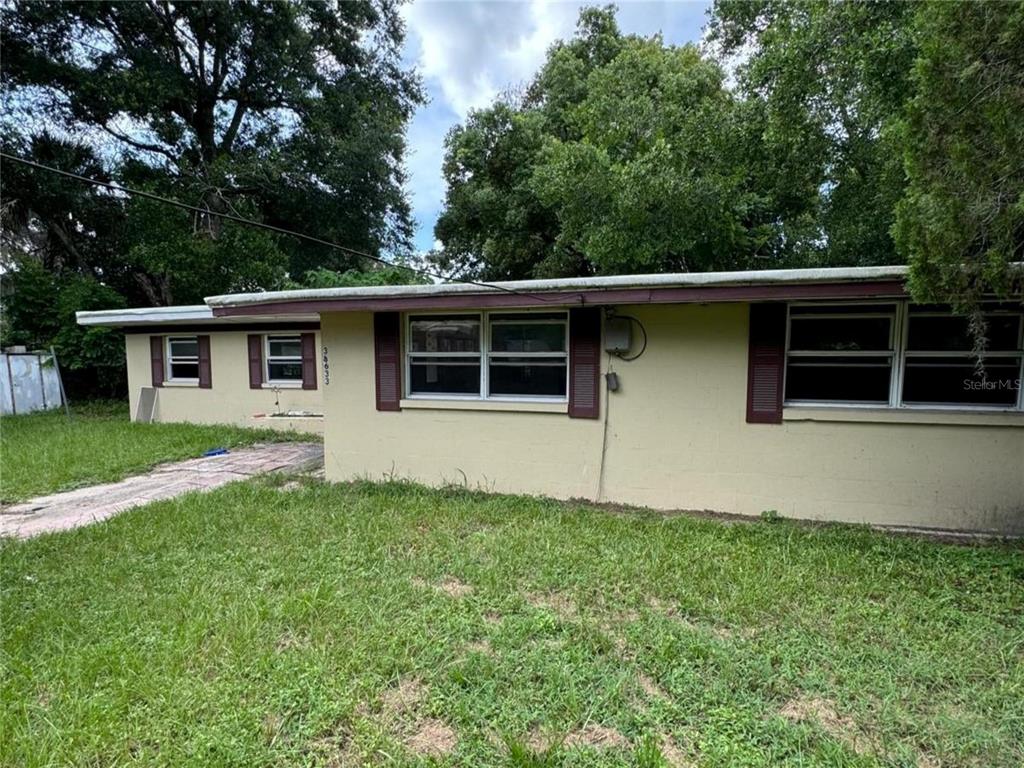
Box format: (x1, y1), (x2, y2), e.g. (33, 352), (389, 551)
(81, 265), (1023, 534)
(77, 305), (325, 433)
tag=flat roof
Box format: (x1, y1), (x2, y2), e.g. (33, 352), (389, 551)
(206, 265), (910, 316)
(77, 305), (319, 328)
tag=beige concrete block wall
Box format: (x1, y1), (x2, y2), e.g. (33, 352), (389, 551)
(125, 332), (324, 433)
(320, 306), (1024, 534)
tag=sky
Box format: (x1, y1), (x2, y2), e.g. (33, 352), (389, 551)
(398, 0), (713, 253)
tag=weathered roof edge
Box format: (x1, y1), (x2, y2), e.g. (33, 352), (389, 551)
(204, 265), (911, 316)
(206, 265), (909, 309)
(77, 306), (213, 326)
(76, 305), (320, 327)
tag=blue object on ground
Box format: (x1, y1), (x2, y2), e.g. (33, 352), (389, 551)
(203, 448), (229, 457)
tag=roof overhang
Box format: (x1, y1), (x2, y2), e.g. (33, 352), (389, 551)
(76, 305), (320, 328)
(206, 265), (909, 317)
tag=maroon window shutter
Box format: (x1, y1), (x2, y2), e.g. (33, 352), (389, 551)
(197, 335), (212, 389)
(150, 335), (164, 388)
(247, 334), (263, 389)
(746, 303), (787, 424)
(568, 307), (601, 419)
(300, 332), (317, 390)
(374, 312), (401, 411)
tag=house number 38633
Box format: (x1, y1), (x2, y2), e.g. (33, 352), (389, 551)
(321, 345), (330, 386)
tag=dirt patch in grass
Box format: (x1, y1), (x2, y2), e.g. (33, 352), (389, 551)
(526, 591), (577, 619)
(305, 716), (365, 768)
(308, 733), (359, 768)
(464, 639), (494, 656)
(437, 576), (473, 598)
(404, 718), (457, 758)
(483, 611), (503, 627)
(275, 631), (309, 653)
(637, 672), (670, 702)
(660, 733), (697, 768)
(780, 695), (873, 755)
(647, 597), (748, 640)
(376, 678), (459, 758)
(380, 677), (426, 718)
(526, 724), (629, 752)
(261, 713), (284, 746)
(564, 724), (629, 749)
(412, 576), (473, 598)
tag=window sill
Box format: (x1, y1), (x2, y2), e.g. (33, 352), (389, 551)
(783, 406), (1024, 428)
(400, 398), (568, 414)
(162, 381), (199, 388)
(262, 382), (304, 389)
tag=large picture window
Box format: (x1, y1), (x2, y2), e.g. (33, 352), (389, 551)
(265, 334), (303, 383)
(406, 312), (569, 400)
(784, 303), (1023, 410)
(166, 336), (199, 382)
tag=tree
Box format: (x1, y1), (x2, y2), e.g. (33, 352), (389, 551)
(2, 1), (422, 397)
(2, 0), (423, 288)
(531, 37), (803, 274)
(284, 264), (431, 290)
(708, 0), (918, 267)
(0, 257), (128, 397)
(433, 6), (820, 280)
(894, 1), (1024, 307)
(433, 103), (568, 280)
(0, 134), (125, 278)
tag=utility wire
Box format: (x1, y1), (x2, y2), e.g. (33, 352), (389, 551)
(0, 151), (560, 302)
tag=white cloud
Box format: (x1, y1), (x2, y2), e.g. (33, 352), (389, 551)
(402, 0), (580, 117)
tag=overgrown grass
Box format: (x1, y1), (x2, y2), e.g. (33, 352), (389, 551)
(2, 478), (1021, 767)
(0, 400), (313, 502)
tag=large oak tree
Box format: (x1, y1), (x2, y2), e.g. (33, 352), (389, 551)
(3, 0), (423, 300)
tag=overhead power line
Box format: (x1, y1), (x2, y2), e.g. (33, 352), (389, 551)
(0, 151), (560, 302)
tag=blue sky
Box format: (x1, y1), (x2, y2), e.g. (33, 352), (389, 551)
(399, 1), (713, 253)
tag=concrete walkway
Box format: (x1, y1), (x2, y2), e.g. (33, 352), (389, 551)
(1, 442), (323, 539)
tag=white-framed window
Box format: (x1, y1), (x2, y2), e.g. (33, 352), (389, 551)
(166, 336), (199, 382)
(264, 334), (303, 383)
(785, 302), (1024, 410)
(785, 303), (898, 405)
(902, 308), (1023, 408)
(405, 311), (569, 401)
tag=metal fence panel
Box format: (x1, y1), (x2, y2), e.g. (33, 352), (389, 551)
(0, 353), (63, 415)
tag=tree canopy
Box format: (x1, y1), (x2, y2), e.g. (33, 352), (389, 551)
(894, 1), (1024, 307)
(433, 7), (820, 281)
(434, 2), (1022, 304)
(2, 1), (1021, 398)
(1, 0), (423, 393)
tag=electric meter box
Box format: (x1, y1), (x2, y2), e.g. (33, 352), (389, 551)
(604, 316), (632, 354)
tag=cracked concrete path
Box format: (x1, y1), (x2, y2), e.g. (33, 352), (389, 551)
(1, 442), (323, 539)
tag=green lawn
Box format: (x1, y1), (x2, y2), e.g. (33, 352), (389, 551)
(0, 401), (312, 502)
(2, 479), (1021, 767)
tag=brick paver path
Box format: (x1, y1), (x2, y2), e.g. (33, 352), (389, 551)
(1, 442), (323, 539)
